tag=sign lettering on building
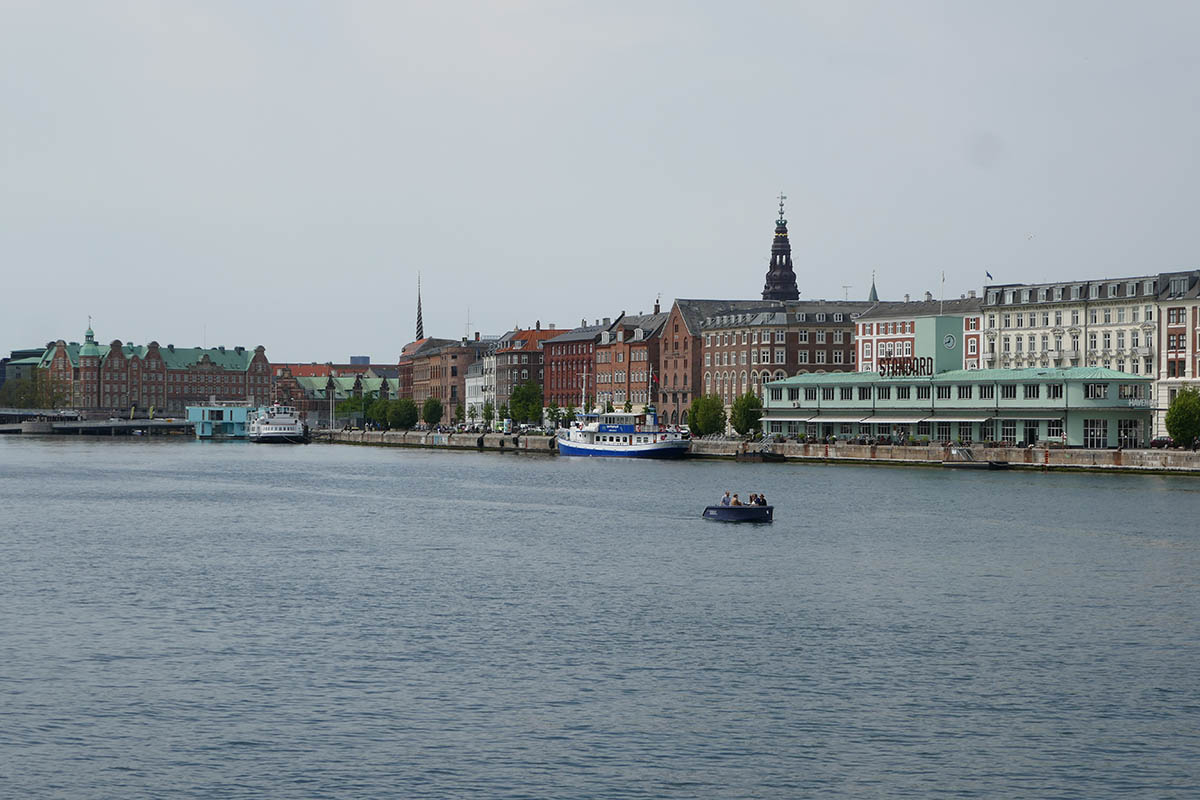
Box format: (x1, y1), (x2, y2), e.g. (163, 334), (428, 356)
(877, 355), (934, 377)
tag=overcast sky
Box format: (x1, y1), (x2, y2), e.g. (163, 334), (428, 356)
(3, 1), (1198, 362)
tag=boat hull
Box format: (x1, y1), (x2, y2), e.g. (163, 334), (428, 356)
(702, 505), (774, 523)
(557, 439), (690, 458)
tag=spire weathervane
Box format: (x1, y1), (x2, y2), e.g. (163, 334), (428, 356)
(777, 192), (787, 223)
(415, 273), (424, 341)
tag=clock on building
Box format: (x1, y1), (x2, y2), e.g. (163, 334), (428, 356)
(943, 334), (956, 349)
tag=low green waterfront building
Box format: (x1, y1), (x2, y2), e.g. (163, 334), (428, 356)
(761, 367), (1153, 448)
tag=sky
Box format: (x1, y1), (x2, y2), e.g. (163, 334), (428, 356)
(3, 1), (1199, 363)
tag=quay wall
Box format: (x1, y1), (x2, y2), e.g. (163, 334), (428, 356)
(327, 430), (557, 453)
(323, 430), (1200, 473)
(689, 439), (1200, 473)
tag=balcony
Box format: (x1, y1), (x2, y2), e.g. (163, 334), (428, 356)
(1133, 346), (1153, 357)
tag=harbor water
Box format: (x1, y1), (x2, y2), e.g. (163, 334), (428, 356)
(2, 437), (1198, 798)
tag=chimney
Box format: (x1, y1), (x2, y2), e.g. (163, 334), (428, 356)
(904, 293), (910, 302)
(582, 318), (587, 326)
(654, 300), (661, 314)
(168, 344), (174, 351)
(549, 323), (555, 329)
(536, 320), (541, 330)
(968, 289), (977, 298)
(474, 331), (480, 341)
(603, 317), (611, 326)
(924, 291), (933, 301)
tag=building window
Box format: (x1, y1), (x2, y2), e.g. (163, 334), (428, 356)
(775, 349), (786, 364)
(1047, 383), (1063, 399)
(896, 386), (910, 400)
(936, 385), (951, 400)
(1118, 419), (1142, 448)
(1023, 384), (1040, 399)
(877, 386), (891, 400)
(805, 387), (818, 401)
(957, 385), (972, 400)
(858, 386), (872, 401)
(1085, 383), (1108, 399)
(917, 386), (931, 400)
(815, 351), (827, 364)
(1083, 419), (1108, 448)
(833, 351), (845, 364)
(1000, 384), (1017, 399)
(840, 387), (852, 400)
(1001, 420), (1017, 445)
(1048, 419), (1064, 439)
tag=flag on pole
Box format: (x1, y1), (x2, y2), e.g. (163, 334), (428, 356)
(986, 270), (994, 280)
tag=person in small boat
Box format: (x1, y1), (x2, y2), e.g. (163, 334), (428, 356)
(731, 494), (743, 506)
(756, 493), (768, 506)
(720, 491), (731, 506)
(748, 493), (758, 505)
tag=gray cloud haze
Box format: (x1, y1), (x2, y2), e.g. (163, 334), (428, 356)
(3, 1), (1198, 361)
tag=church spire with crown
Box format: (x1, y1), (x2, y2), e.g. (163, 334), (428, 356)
(761, 192), (800, 301)
(415, 274), (424, 340)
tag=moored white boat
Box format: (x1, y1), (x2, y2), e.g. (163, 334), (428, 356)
(247, 404), (309, 443)
(556, 408), (689, 458)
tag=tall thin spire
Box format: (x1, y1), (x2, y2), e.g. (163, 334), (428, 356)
(416, 274), (425, 340)
(868, 270), (879, 303)
(761, 192), (800, 301)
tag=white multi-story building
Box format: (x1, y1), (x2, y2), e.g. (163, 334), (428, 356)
(982, 276), (1159, 375)
(1154, 270), (1200, 436)
(464, 360), (486, 424)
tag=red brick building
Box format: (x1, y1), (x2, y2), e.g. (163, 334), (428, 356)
(39, 326), (272, 414)
(700, 301), (868, 409)
(544, 320), (608, 410)
(595, 311), (667, 411)
(495, 325), (560, 413)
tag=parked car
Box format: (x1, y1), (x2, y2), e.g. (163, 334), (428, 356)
(1150, 436), (1174, 449)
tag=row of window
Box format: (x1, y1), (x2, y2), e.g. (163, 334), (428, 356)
(768, 381), (1139, 402)
(989, 306), (1154, 330)
(988, 281), (1156, 305)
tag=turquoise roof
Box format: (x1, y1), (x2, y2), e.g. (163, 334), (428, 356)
(769, 367), (1152, 386)
(39, 337), (259, 371)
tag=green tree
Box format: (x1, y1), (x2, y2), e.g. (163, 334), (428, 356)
(604, 400), (614, 413)
(422, 396), (444, 426)
(498, 403), (509, 422)
(454, 402), (465, 425)
(688, 393), (727, 436)
(1165, 387), (1200, 447)
(509, 381), (543, 424)
(367, 397), (390, 427)
(623, 399), (633, 413)
(467, 404), (478, 426)
(561, 407), (576, 425)
(729, 391), (764, 436)
(336, 395), (367, 426)
(482, 400), (495, 429)
(545, 402), (561, 429)
(390, 398), (419, 429)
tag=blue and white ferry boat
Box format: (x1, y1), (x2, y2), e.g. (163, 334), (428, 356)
(557, 407), (690, 458)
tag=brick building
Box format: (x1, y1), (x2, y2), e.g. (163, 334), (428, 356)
(494, 324), (560, 414)
(657, 299), (773, 426)
(595, 310), (668, 411)
(38, 326), (272, 414)
(1155, 270), (1200, 435)
(699, 301), (868, 411)
(544, 319), (608, 410)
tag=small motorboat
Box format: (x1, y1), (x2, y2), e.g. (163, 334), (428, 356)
(702, 504), (774, 523)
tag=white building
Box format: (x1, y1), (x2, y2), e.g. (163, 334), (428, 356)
(982, 277), (1159, 375)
